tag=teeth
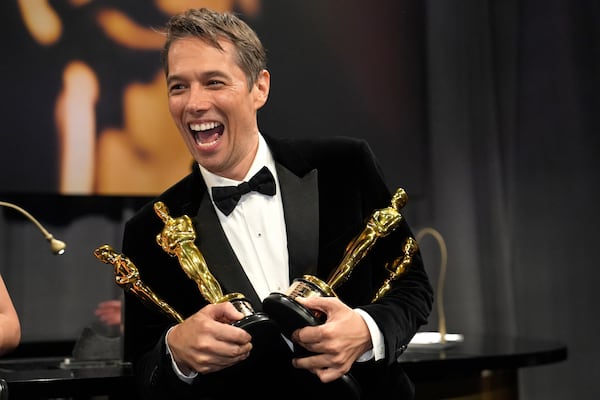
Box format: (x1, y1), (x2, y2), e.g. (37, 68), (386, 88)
(190, 122), (221, 131)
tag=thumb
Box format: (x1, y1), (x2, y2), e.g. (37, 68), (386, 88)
(295, 295), (337, 315)
(206, 301), (245, 324)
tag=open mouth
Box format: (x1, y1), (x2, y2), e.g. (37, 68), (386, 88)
(189, 121), (224, 146)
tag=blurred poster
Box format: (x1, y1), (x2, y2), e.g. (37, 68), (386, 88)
(0, 0), (426, 197)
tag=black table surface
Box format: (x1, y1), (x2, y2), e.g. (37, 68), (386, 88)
(0, 334), (567, 398)
(0, 357), (134, 399)
(400, 333), (568, 381)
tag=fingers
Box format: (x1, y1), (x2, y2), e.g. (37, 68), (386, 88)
(290, 297), (345, 347)
(295, 295), (337, 314)
(95, 300), (122, 325)
(291, 324), (324, 350)
(292, 353), (348, 383)
(290, 297), (371, 383)
(95, 300), (121, 314)
(188, 337), (252, 374)
(204, 301), (247, 325)
(167, 304), (253, 374)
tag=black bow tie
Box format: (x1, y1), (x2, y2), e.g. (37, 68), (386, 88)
(211, 166), (276, 216)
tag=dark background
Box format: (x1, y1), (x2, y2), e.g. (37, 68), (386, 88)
(1, 1), (598, 398)
(0, 0), (426, 197)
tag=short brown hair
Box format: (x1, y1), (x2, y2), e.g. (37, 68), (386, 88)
(160, 8), (267, 90)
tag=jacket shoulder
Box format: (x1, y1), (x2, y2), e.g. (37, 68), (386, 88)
(125, 167), (204, 230)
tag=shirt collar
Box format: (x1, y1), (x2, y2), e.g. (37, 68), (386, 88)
(199, 133), (276, 195)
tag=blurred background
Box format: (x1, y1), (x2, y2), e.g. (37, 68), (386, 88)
(0, 0), (597, 398)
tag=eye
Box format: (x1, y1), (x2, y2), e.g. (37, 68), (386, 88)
(168, 83), (186, 94)
(206, 80), (225, 88)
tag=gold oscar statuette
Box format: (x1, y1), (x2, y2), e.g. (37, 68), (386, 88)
(261, 188), (408, 400)
(263, 187), (409, 337)
(371, 236), (418, 302)
(152, 201), (358, 398)
(153, 201), (273, 331)
(93, 244), (184, 323)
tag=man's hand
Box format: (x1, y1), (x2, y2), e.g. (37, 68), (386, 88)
(290, 296), (372, 383)
(167, 302), (252, 375)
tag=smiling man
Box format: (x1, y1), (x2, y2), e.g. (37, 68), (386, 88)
(120, 8), (433, 400)
(165, 34), (269, 181)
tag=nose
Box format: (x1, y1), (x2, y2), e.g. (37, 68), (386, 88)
(185, 85), (212, 113)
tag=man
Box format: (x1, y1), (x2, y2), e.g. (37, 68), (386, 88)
(122, 7), (433, 400)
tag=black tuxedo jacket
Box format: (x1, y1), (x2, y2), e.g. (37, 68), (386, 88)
(121, 135), (433, 400)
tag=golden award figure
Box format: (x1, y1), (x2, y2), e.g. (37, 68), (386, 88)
(93, 244), (184, 323)
(263, 187), (409, 338)
(153, 201), (273, 332)
(153, 203), (359, 400)
(371, 236), (418, 302)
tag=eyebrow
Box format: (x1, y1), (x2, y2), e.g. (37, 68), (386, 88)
(167, 70), (230, 86)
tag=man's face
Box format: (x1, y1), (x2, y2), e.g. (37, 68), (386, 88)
(166, 37), (269, 180)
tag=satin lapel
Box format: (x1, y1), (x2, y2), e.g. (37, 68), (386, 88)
(192, 195), (262, 310)
(276, 164), (319, 281)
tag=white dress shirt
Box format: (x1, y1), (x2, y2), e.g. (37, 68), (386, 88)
(167, 133), (383, 382)
(200, 134), (289, 301)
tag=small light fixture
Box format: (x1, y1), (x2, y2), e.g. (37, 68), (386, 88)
(0, 201), (66, 255)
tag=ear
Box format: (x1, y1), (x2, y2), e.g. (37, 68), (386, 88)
(253, 69), (270, 109)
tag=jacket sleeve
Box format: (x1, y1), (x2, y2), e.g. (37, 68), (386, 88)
(310, 137), (434, 365)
